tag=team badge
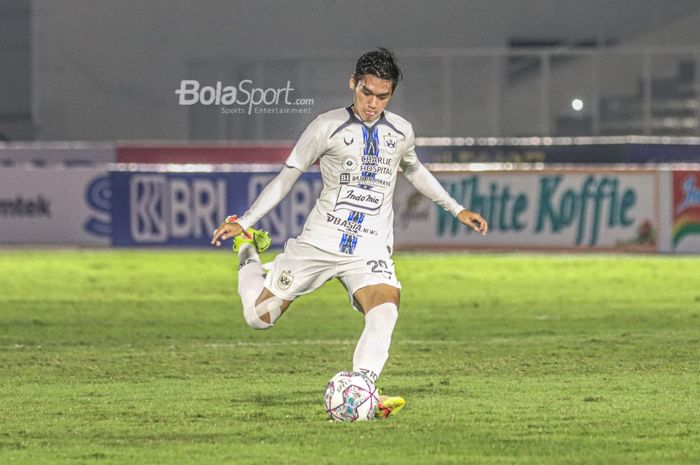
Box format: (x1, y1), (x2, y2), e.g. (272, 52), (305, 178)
(278, 271), (294, 290)
(339, 173), (351, 184)
(384, 135), (398, 154)
(342, 156), (358, 171)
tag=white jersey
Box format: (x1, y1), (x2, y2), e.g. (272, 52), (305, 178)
(286, 107), (418, 257)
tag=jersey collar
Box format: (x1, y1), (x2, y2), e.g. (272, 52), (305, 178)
(329, 106), (405, 139)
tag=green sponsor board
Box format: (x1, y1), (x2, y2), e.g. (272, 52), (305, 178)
(395, 171), (657, 250)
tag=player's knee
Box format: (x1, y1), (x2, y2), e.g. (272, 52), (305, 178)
(382, 302), (399, 326)
(366, 302), (399, 329)
(243, 296), (283, 330)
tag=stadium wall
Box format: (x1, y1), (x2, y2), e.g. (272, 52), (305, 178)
(1, 144), (699, 253)
(30, 2), (700, 141)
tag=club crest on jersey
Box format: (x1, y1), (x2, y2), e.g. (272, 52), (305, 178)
(278, 271), (294, 290)
(384, 135), (398, 154)
(342, 156), (358, 171)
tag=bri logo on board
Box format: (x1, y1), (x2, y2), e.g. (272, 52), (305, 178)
(129, 175), (226, 243)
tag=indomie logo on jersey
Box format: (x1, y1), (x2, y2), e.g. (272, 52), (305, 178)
(333, 185), (384, 216)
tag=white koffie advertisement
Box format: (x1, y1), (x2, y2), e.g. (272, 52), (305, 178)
(394, 169), (658, 251)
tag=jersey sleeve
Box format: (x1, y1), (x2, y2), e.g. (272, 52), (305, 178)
(285, 116), (328, 172)
(236, 165), (303, 230)
(399, 124), (419, 170)
(399, 123), (464, 217)
(402, 161), (465, 217)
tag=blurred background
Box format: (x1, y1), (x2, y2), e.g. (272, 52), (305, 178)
(1, 0), (700, 253)
(2, 0), (700, 141)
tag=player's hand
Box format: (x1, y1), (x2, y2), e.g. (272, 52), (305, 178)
(210, 221), (249, 247)
(457, 209), (488, 236)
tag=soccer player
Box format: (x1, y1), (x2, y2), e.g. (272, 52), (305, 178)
(211, 48), (488, 418)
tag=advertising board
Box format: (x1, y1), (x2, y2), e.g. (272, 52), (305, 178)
(394, 170), (658, 251)
(0, 168), (110, 244)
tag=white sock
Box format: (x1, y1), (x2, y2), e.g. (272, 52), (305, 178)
(352, 302), (398, 383)
(237, 243), (265, 313)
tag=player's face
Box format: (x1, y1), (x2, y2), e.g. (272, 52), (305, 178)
(349, 74), (393, 122)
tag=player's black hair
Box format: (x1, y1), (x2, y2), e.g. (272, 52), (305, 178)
(353, 48), (403, 93)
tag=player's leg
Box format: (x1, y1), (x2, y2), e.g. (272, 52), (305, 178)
(352, 284), (405, 418)
(237, 242), (292, 329)
(339, 259), (406, 418)
(351, 284), (400, 383)
(233, 227), (292, 329)
(239, 237), (334, 329)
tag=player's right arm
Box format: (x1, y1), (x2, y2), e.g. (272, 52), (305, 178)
(210, 166), (303, 246)
(211, 115), (327, 247)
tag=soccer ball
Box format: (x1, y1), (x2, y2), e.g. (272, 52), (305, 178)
(323, 371), (379, 421)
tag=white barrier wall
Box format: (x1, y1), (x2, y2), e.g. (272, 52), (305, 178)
(0, 168), (110, 244)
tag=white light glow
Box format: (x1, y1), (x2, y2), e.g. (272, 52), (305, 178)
(571, 98), (584, 111)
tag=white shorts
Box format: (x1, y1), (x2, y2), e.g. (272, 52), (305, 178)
(264, 238), (401, 311)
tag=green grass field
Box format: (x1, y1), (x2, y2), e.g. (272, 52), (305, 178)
(1, 249), (699, 465)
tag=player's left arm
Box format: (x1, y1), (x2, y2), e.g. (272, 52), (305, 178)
(401, 160), (488, 235)
(399, 127), (487, 235)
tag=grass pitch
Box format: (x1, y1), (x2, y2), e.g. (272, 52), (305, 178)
(1, 249), (699, 465)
